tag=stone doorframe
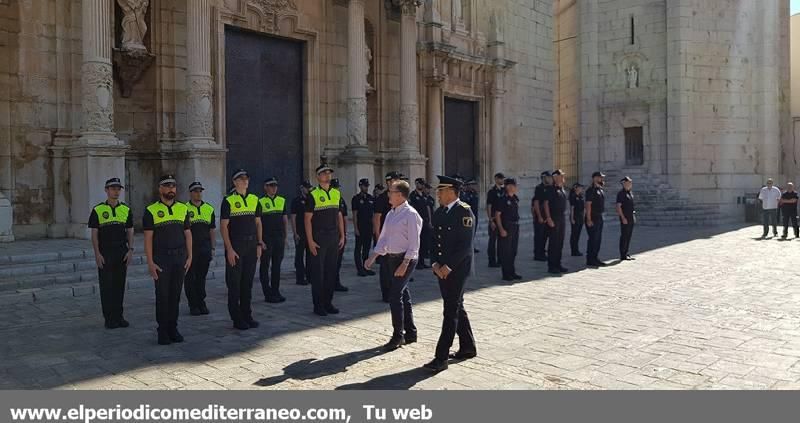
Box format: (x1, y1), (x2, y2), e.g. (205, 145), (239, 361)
(216, 0), (321, 181)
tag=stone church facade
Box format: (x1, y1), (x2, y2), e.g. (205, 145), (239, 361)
(0, 0), (555, 240)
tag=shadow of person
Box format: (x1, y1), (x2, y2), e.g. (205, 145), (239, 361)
(254, 346), (387, 387)
(335, 367), (436, 390)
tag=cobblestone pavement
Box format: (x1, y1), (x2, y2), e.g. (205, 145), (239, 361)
(3, 224), (800, 390)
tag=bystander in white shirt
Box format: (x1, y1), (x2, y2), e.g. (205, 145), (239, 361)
(759, 183), (782, 210)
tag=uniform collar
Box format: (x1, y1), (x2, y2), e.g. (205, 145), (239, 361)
(190, 200), (205, 208)
(445, 199), (459, 212)
(105, 200), (121, 208)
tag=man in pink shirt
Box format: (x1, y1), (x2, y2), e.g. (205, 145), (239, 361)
(365, 180), (423, 351)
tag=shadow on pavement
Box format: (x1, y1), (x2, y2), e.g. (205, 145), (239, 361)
(336, 367), (435, 390)
(254, 347), (387, 387)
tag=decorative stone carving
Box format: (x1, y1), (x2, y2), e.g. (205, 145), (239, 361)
(365, 45), (374, 94)
(347, 98), (367, 146)
(81, 62), (115, 132)
(399, 104), (419, 151)
(187, 76), (215, 138)
(626, 65), (639, 88)
(118, 0), (149, 51)
(384, 0), (421, 20)
(112, 48), (155, 97)
(252, 0), (297, 32)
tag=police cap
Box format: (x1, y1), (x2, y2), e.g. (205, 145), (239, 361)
(359, 178), (370, 186)
(316, 164), (334, 175)
(105, 178), (123, 189)
(436, 175), (463, 191)
(231, 169), (249, 180)
(188, 181), (204, 192)
(159, 174), (177, 186)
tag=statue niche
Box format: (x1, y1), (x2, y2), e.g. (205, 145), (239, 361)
(112, 0), (155, 98)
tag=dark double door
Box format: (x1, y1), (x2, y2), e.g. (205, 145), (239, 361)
(444, 97), (477, 179)
(225, 27), (304, 195)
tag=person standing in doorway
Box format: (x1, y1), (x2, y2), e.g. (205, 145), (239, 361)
(758, 178), (781, 238)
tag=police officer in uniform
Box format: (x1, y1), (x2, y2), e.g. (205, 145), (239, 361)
(89, 177), (134, 329)
(220, 169), (263, 330)
(305, 164), (346, 316)
(424, 175), (477, 373)
(585, 171), (607, 267)
(409, 178), (433, 269)
(544, 170), (569, 274)
(486, 173), (505, 268)
(616, 176), (636, 261)
(569, 182), (585, 256)
(494, 177), (521, 281)
(291, 181), (313, 285)
(184, 182), (216, 315)
(374, 171), (401, 302)
(352, 178), (376, 277)
(332, 178), (349, 292)
(464, 179), (480, 252)
(143, 175), (192, 345)
(259, 177), (288, 303)
(532, 171), (553, 261)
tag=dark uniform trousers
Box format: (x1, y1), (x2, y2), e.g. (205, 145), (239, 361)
(586, 217), (604, 263)
(154, 251), (186, 332)
(619, 220), (634, 258)
(435, 257), (476, 361)
(354, 225), (372, 272)
(259, 235), (285, 297)
(309, 232), (339, 308)
(547, 218), (566, 270)
(226, 239), (258, 323)
(487, 224), (500, 266)
(570, 214), (584, 255)
(498, 222), (519, 279)
(295, 236), (310, 284)
(534, 219), (550, 258)
(184, 246), (211, 310)
(336, 241), (345, 285)
(384, 254), (417, 338)
(419, 224), (432, 263)
(98, 250), (127, 324)
(783, 212), (799, 238)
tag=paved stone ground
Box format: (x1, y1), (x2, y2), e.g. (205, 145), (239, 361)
(2, 224), (800, 390)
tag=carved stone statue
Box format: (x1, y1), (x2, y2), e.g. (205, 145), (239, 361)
(118, 0), (149, 51)
(365, 45), (374, 94)
(626, 65), (639, 88)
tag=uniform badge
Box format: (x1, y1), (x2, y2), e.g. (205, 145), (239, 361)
(157, 211), (165, 218)
(463, 216), (473, 228)
(235, 202), (242, 208)
(319, 196), (325, 202)
(265, 203), (271, 209)
(102, 211), (109, 219)
(188, 211), (195, 217)
(507, 200), (511, 205)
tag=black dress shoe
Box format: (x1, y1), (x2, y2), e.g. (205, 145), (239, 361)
(247, 319), (260, 329)
(168, 329), (184, 343)
(265, 295), (282, 303)
(334, 284), (349, 292)
(200, 304), (210, 315)
(365, 270), (376, 276)
(190, 308), (203, 316)
(571, 252), (583, 257)
(449, 350), (477, 360)
(404, 333), (418, 344)
(548, 269), (561, 274)
(325, 305), (340, 315)
(626, 255), (635, 261)
(357, 271), (368, 277)
(559, 267), (568, 273)
(117, 318), (130, 328)
(382, 337), (405, 352)
(534, 256), (548, 262)
(423, 358), (449, 372)
(276, 294), (286, 302)
(313, 307), (328, 316)
(105, 320), (120, 329)
(297, 280), (309, 286)
(157, 331), (172, 345)
(502, 276), (515, 281)
(233, 321), (250, 330)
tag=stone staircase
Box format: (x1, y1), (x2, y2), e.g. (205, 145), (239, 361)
(603, 169), (741, 227)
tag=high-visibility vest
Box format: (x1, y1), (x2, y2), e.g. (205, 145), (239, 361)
(259, 195), (286, 215)
(185, 201), (215, 225)
(93, 202), (130, 226)
(224, 193), (259, 217)
(145, 201), (189, 227)
(309, 187), (341, 212)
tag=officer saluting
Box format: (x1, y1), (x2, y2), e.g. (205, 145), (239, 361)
(143, 175), (192, 345)
(259, 177), (289, 303)
(184, 182), (216, 316)
(221, 169), (263, 330)
(89, 177), (134, 329)
(305, 164), (346, 316)
(424, 175), (477, 373)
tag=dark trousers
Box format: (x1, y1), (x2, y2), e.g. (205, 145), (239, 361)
(419, 224), (432, 263)
(570, 216), (584, 254)
(586, 216), (604, 263)
(225, 240), (258, 324)
(384, 255), (417, 338)
(153, 254), (185, 332)
(434, 258), (476, 361)
(534, 220), (549, 258)
(354, 229), (372, 272)
(619, 220), (634, 258)
(309, 234), (338, 309)
(98, 252), (127, 324)
(259, 235), (285, 298)
(294, 237), (310, 284)
(336, 242), (345, 285)
(782, 211), (799, 237)
(378, 256), (392, 302)
(498, 223), (519, 279)
(762, 209), (778, 236)
(547, 218), (566, 270)
(184, 249), (211, 310)
(487, 224), (500, 266)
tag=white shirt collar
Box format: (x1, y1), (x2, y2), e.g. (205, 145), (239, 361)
(391, 201), (410, 211)
(444, 199), (459, 212)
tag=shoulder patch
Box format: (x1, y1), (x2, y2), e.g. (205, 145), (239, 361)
(462, 216), (474, 228)
(459, 201), (471, 209)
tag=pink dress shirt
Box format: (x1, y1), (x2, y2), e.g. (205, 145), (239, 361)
(373, 201), (423, 260)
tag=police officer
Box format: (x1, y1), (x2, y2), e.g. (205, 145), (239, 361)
(259, 177), (288, 303)
(352, 178), (376, 277)
(585, 171), (607, 267)
(532, 171), (552, 261)
(291, 180), (313, 285)
(486, 173), (505, 268)
(305, 164), (346, 316)
(464, 179), (480, 252)
(184, 182), (216, 315)
(331, 178), (349, 292)
(220, 169), (263, 330)
(569, 182), (585, 256)
(374, 171), (401, 302)
(409, 178), (433, 269)
(424, 175), (477, 373)
(89, 177), (134, 329)
(494, 177), (521, 281)
(616, 176), (636, 261)
(544, 170), (569, 274)
(143, 175), (192, 345)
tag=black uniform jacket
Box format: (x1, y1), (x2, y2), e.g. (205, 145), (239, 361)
(431, 200), (475, 271)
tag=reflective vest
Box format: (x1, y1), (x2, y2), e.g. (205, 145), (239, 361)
(225, 193), (259, 217)
(93, 202), (130, 226)
(185, 201), (215, 225)
(309, 187), (341, 212)
(259, 195), (286, 215)
(146, 201), (189, 227)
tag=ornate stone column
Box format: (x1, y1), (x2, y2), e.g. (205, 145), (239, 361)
(426, 77), (444, 184)
(490, 84), (505, 175)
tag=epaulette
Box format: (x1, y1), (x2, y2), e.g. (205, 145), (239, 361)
(458, 201), (471, 209)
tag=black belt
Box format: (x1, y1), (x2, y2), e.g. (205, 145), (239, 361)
(232, 235), (256, 242)
(385, 253), (406, 258)
(156, 248), (186, 256)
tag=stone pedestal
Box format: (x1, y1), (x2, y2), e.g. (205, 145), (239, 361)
(336, 145), (376, 201)
(390, 152), (427, 184)
(174, 147), (226, 208)
(0, 191), (13, 242)
(66, 144), (128, 239)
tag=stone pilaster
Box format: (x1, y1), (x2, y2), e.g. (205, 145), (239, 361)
(346, 0), (368, 148)
(426, 77), (443, 184)
(186, 0), (215, 146)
